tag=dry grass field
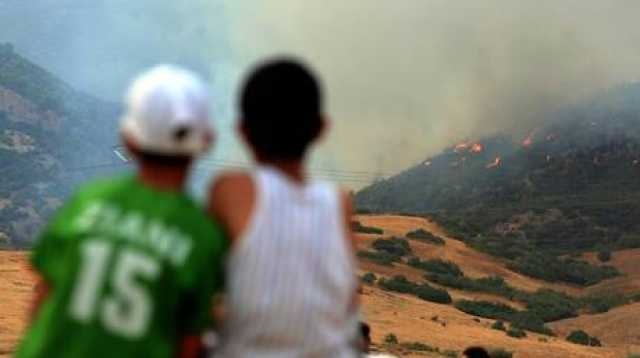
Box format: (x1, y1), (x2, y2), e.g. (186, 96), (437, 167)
(1, 215), (639, 357)
(355, 215), (640, 357)
(0, 251), (31, 358)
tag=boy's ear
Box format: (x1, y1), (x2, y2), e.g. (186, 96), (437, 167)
(122, 133), (142, 159)
(237, 119), (258, 157)
(315, 116), (329, 143)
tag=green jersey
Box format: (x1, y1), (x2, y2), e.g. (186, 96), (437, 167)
(17, 175), (227, 358)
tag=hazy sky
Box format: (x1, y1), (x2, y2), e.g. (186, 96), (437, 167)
(2, 1), (640, 187)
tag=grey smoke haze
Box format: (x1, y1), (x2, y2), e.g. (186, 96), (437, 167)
(3, 1), (640, 186)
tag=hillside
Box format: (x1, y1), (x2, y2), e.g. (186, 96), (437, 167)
(353, 215), (640, 357)
(356, 83), (640, 254)
(0, 44), (122, 248)
(355, 83), (640, 290)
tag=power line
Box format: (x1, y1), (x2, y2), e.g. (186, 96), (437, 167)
(199, 159), (393, 178)
(193, 165), (376, 184)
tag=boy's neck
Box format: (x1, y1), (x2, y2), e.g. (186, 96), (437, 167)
(138, 163), (188, 191)
(259, 159), (305, 184)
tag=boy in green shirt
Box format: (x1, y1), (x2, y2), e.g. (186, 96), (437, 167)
(16, 65), (227, 358)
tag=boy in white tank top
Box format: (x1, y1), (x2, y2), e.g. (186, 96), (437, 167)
(208, 58), (360, 357)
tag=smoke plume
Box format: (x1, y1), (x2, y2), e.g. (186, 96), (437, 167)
(3, 1), (640, 186)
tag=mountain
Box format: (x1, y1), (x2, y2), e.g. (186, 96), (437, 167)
(0, 44), (123, 248)
(355, 82), (640, 287)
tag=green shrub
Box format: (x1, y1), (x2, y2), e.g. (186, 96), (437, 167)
(361, 272), (377, 284)
(597, 249), (612, 262)
(351, 221), (384, 235)
(508, 254), (619, 286)
(566, 330), (602, 347)
(406, 229), (445, 245)
(372, 237), (412, 257)
(384, 333), (398, 345)
(426, 273), (517, 299)
(400, 342), (435, 352)
(507, 327), (527, 339)
(490, 348), (514, 358)
(378, 275), (416, 294)
(442, 350), (458, 358)
(627, 354), (640, 358)
(409, 258), (463, 277)
(510, 311), (554, 336)
(580, 294), (627, 314)
(523, 289), (578, 322)
(491, 320), (506, 331)
(357, 250), (398, 266)
(414, 284), (452, 304)
(454, 300), (518, 321)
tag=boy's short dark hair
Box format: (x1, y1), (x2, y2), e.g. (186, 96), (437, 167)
(240, 58), (323, 161)
(463, 346), (491, 358)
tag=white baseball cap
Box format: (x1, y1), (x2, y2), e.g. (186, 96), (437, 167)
(120, 65), (212, 156)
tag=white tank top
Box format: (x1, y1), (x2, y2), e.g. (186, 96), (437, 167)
(216, 166), (359, 358)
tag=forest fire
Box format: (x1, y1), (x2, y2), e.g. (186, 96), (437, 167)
(522, 129), (539, 148)
(454, 141), (484, 154)
(486, 156), (502, 169)
(470, 143), (484, 153)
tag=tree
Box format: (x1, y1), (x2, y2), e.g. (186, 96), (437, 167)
(492, 320), (506, 331)
(384, 333), (398, 345)
(567, 330), (602, 347)
(361, 272), (377, 284)
(597, 248), (612, 262)
(507, 327), (527, 339)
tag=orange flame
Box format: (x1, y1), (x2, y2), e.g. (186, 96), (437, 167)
(522, 129), (539, 148)
(470, 143), (484, 153)
(486, 156), (502, 169)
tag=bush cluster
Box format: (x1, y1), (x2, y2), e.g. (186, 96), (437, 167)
(372, 238), (412, 257)
(408, 258), (463, 277)
(378, 275), (452, 304)
(454, 300), (517, 321)
(566, 330), (602, 347)
(507, 327), (527, 339)
(454, 300), (553, 335)
(384, 333), (398, 345)
(351, 221), (384, 235)
(490, 348), (514, 358)
(507, 254), (619, 286)
(491, 320), (506, 331)
(426, 273), (517, 299)
(521, 289), (578, 322)
(361, 272), (377, 284)
(406, 229), (445, 245)
(357, 250), (397, 266)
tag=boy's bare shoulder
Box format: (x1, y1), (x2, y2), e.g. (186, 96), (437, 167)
(209, 171), (253, 204)
(208, 171), (256, 241)
(211, 171), (252, 190)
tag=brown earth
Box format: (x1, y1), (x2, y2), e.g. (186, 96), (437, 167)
(0, 251), (32, 357)
(355, 215), (640, 357)
(581, 248), (640, 296)
(361, 285), (623, 358)
(551, 302), (640, 354)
